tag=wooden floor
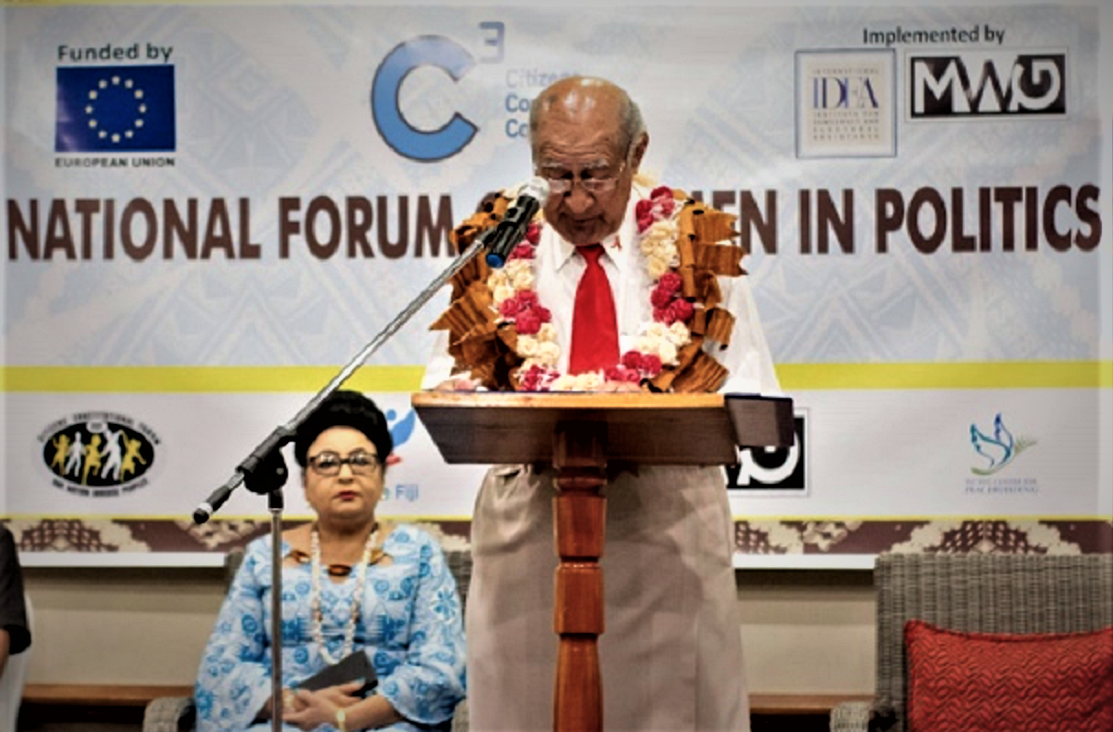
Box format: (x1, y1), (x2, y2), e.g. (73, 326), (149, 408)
(19, 717), (838, 731)
(19, 703), (841, 725)
(18, 685), (871, 731)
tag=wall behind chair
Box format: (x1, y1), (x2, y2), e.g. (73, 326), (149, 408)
(22, 569), (877, 694)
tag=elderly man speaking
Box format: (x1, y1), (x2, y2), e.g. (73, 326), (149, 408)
(424, 75), (782, 731)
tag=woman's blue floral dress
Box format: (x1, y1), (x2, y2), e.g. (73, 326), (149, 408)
(195, 525), (466, 731)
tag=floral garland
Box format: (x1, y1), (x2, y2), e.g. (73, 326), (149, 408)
(432, 184), (746, 393)
(487, 185), (698, 392)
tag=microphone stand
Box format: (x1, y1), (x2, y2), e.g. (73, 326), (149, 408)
(192, 235), (489, 732)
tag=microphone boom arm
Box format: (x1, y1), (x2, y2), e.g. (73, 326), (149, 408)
(190, 229), (490, 732)
(192, 234), (490, 524)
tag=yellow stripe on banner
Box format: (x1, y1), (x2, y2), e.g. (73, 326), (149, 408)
(1, 361), (1109, 393)
(1, 366), (428, 393)
(776, 360), (1112, 390)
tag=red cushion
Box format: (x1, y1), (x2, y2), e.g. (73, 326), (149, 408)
(905, 619), (1113, 732)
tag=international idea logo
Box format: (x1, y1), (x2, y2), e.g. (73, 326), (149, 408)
(38, 411), (159, 498)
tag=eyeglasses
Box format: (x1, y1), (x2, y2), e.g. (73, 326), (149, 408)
(307, 450), (382, 476)
(538, 159), (627, 196)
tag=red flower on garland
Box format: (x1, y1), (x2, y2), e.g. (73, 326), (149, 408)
(509, 242), (535, 260)
(498, 290), (551, 335)
(657, 271), (682, 294)
(485, 185), (698, 392)
(518, 363), (559, 391)
(515, 309), (542, 335)
(649, 268), (689, 324)
(620, 350), (663, 378)
(505, 222), (541, 263)
(635, 186), (678, 233)
(655, 299), (694, 326)
(650, 285), (674, 309)
(603, 365), (642, 384)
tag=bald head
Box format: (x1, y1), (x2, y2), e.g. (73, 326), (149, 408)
(526, 76), (649, 246)
(529, 76), (645, 161)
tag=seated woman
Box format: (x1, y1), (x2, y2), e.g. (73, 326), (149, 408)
(195, 391), (466, 731)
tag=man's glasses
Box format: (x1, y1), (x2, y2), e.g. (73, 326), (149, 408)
(307, 450), (381, 476)
(539, 159), (627, 196)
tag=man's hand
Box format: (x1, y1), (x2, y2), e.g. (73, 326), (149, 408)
(432, 376), (480, 392)
(600, 380), (642, 393)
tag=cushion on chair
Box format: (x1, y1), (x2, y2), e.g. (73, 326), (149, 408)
(905, 619), (1113, 732)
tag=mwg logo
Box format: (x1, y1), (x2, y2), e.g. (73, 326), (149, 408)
(371, 35), (479, 162)
(909, 52), (1066, 118)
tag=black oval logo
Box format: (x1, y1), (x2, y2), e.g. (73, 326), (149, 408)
(41, 418), (156, 489)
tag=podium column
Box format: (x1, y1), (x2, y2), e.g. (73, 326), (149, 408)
(411, 391), (794, 732)
(551, 420), (606, 732)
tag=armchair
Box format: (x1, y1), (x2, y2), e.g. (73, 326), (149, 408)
(830, 552), (1113, 732)
(144, 546), (472, 732)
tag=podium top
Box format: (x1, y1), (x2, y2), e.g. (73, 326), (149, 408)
(411, 391), (793, 466)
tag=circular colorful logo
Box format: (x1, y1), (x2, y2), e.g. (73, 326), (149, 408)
(40, 412), (158, 496)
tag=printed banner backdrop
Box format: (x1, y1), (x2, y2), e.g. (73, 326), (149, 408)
(2, 2), (1110, 567)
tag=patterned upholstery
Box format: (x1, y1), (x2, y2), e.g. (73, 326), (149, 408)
(143, 547), (473, 732)
(830, 552), (1113, 732)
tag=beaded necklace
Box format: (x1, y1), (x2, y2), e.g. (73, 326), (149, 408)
(309, 524), (378, 665)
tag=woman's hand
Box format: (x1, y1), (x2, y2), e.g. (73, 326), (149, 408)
(255, 687), (307, 722)
(313, 680), (363, 709)
(284, 682), (362, 731)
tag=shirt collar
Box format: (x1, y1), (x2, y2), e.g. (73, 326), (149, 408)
(555, 232), (621, 271)
(551, 185), (648, 272)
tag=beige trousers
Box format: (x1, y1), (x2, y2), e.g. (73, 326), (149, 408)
(465, 464), (750, 732)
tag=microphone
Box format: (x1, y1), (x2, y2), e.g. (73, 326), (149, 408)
(483, 177), (550, 268)
(192, 425), (292, 524)
(193, 473), (243, 524)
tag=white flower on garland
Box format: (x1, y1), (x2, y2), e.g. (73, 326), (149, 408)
(518, 323), (559, 368)
(639, 219), (680, 280)
(551, 371), (605, 392)
(485, 185), (701, 392)
(636, 321), (691, 367)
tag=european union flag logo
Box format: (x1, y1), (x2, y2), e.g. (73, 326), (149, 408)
(56, 65), (175, 153)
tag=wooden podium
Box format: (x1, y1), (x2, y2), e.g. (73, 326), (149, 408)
(412, 391), (794, 731)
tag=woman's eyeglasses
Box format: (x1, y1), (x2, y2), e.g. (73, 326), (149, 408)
(307, 450), (381, 476)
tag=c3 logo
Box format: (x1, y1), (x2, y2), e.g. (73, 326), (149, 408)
(371, 35), (478, 162)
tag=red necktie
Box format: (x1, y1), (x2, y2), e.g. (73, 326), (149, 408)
(569, 244), (619, 374)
